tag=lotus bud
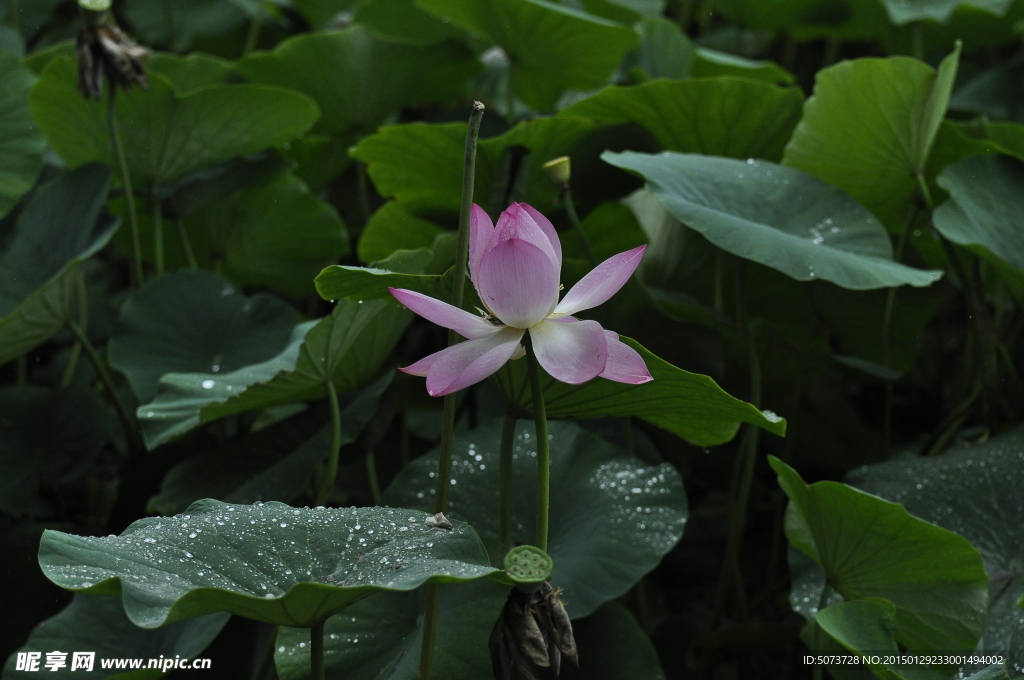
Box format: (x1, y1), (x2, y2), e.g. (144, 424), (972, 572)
(543, 156), (571, 187)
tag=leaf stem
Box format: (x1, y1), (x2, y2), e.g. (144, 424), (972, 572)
(175, 217), (198, 269)
(881, 201), (919, 455)
(433, 101), (484, 514)
(107, 87), (144, 287)
(357, 162), (372, 226)
(506, 65), (516, 123)
(419, 101), (484, 680)
(253, 624), (279, 680)
(419, 587), (441, 678)
(524, 334), (551, 552)
(68, 318), (139, 452)
(499, 407), (517, 547)
(317, 381), (342, 507)
(60, 268), (90, 388)
(310, 620), (325, 680)
(812, 583), (834, 680)
(563, 187), (597, 267)
(152, 186), (164, 276)
(713, 258), (761, 626)
(242, 6), (261, 56)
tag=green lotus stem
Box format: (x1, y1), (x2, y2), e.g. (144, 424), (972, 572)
(175, 218), (198, 269)
(499, 408), (517, 547)
(107, 87), (144, 287)
(419, 101), (484, 680)
(243, 7), (261, 56)
(365, 449), (381, 505)
(419, 588), (441, 678)
(253, 624), (279, 680)
(713, 258), (761, 626)
(506, 64), (516, 122)
(881, 201), (919, 455)
(821, 37), (839, 68)
(911, 22), (925, 61)
(563, 186), (597, 267)
(310, 620), (325, 680)
(915, 171), (934, 211)
(68, 319), (139, 452)
(60, 268), (90, 389)
(433, 100), (484, 514)
(357, 162), (372, 226)
(812, 583), (834, 680)
(713, 249), (725, 312)
(316, 381), (342, 507)
(524, 335), (551, 552)
(152, 186), (164, 276)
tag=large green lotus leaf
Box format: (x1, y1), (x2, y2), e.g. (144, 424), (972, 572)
(880, 0), (1012, 25)
(353, 0), (465, 45)
(177, 172), (349, 296)
(933, 154), (1024, 271)
(626, 16), (695, 80)
(138, 299), (410, 449)
(353, 117), (602, 216)
(315, 249), (449, 304)
(415, 0), (638, 110)
(561, 77), (803, 162)
(769, 456), (988, 653)
(147, 374), (391, 516)
(691, 48), (795, 85)
(0, 386), (116, 517)
(3, 595), (229, 680)
(38, 500), (498, 628)
(846, 426), (1024, 665)
(357, 202), (445, 264)
(950, 55), (1024, 123)
(813, 599), (954, 680)
(122, 0), (248, 52)
(782, 49), (960, 231)
(274, 585), (664, 680)
(31, 57), (319, 189)
(603, 151), (943, 289)
(235, 27), (479, 140)
(493, 335), (785, 444)
(275, 579), (506, 680)
(146, 53), (233, 94)
(385, 419), (687, 618)
(0, 51), (44, 219)
(108, 270), (299, 404)
(815, 599), (900, 678)
(0, 164), (118, 366)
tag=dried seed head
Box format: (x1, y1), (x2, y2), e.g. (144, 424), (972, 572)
(76, 23), (149, 101)
(489, 581), (578, 679)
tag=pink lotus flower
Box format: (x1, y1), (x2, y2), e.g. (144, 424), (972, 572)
(389, 203), (652, 397)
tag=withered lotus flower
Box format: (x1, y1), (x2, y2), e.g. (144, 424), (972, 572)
(490, 582), (578, 680)
(76, 23), (149, 101)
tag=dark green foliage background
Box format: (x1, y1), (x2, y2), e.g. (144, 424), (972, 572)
(1, 0), (1023, 678)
